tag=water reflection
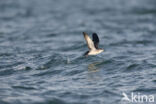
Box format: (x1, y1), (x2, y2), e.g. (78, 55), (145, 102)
(87, 61), (103, 81)
(88, 62), (100, 72)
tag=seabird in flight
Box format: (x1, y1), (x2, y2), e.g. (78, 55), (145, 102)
(83, 32), (104, 56)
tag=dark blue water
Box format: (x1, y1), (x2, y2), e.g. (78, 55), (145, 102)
(0, 0), (156, 104)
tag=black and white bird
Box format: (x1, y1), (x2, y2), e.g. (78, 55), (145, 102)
(83, 32), (104, 56)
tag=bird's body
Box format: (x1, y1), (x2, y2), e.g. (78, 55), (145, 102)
(87, 49), (104, 55)
(83, 32), (104, 56)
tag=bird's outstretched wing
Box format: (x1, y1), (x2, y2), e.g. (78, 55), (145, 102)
(83, 32), (96, 51)
(92, 33), (99, 49)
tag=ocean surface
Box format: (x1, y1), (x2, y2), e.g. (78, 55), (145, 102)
(0, 0), (156, 104)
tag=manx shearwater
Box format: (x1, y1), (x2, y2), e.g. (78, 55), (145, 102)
(83, 32), (104, 56)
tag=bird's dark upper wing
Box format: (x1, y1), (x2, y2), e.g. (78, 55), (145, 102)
(92, 33), (99, 49)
